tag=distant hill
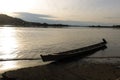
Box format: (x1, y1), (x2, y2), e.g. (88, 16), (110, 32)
(0, 14), (68, 27)
(0, 14), (27, 25)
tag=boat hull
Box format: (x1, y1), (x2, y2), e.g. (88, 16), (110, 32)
(40, 39), (107, 62)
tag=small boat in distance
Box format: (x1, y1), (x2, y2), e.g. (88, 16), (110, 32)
(40, 39), (107, 62)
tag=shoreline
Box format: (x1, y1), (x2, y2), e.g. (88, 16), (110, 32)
(0, 25), (120, 29)
(1, 61), (120, 80)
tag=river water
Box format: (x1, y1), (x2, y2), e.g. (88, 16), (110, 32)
(0, 26), (120, 74)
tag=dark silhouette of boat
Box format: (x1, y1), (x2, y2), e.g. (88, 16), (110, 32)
(40, 39), (107, 62)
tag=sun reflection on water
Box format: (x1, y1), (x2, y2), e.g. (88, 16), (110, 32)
(0, 27), (19, 72)
(0, 61), (18, 71)
(0, 27), (18, 58)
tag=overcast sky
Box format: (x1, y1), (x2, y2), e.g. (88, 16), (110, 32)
(0, 0), (120, 25)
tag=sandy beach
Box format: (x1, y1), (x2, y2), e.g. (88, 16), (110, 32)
(1, 60), (120, 80)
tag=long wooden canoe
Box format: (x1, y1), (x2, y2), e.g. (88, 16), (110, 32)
(40, 39), (107, 62)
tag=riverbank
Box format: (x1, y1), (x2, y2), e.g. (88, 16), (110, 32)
(1, 61), (120, 80)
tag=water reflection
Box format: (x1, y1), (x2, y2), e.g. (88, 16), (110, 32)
(0, 27), (18, 58)
(0, 27), (18, 73)
(0, 61), (18, 71)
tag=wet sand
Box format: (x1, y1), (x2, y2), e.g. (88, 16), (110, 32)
(1, 60), (120, 80)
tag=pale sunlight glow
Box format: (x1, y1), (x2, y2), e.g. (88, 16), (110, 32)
(0, 0), (36, 13)
(0, 27), (18, 59)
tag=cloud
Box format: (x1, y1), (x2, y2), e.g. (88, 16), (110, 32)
(13, 12), (56, 23)
(14, 12), (54, 18)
